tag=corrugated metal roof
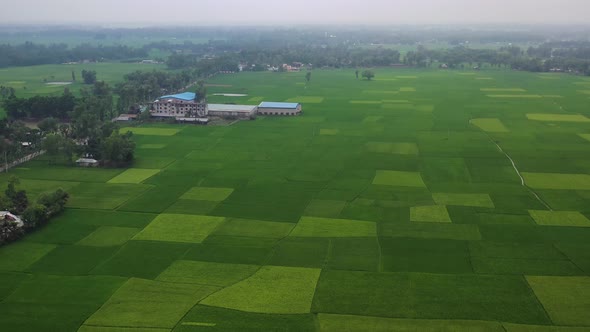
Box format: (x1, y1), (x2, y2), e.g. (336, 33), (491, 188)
(259, 102), (300, 109)
(208, 104), (257, 112)
(160, 92), (197, 101)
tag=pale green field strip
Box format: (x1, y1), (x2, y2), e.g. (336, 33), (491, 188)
(458, 73), (477, 75)
(579, 134), (590, 142)
(77, 227), (141, 246)
(488, 95), (543, 98)
(318, 314), (505, 331)
(373, 170), (426, 187)
(577, 90), (590, 95)
(0, 242), (56, 271)
(84, 278), (218, 329)
(79, 327), (171, 332)
(481, 88), (527, 92)
(214, 218), (294, 238)
(526, 114), (590, 122)
(248, 96), (264, 102)
(395, 76), (418, 79)
(363, 90), (399, 94)
(528, 210), (590, 227)
(470, 118), (509, 133)
(350, 100), (382, 104)
(399, 87), (416, 92)
(156, 260), (258, 287)
(542, 95), (564, 98)
(433, 193), (495, 208)
(320, 128), (339, 135)
(410, 205), (452, 223)
(526, 276), (590, 326)
(522, 172), (590, 190)
(362, 116), (383, 123)
(119, 127), (181, 136)
(381, 223), (481, 240)
(382, 99), (410, 103)
(181, 322), (216, 327)
(201, 266), (321, 314)
(290, 216), (377, 237)
(285, 96), (324, 103)
(180, 187), (234, 201)
(366, 142), (419, 155)
(476, 77), (494, 80)
(374, 78), (398, 81)
(133, 214), (225, 243)
(139, 144), (166, 149)
(108, 169), (160, 184)
(504, 324), (590, 331)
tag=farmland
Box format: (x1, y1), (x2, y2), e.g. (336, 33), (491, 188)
(1, 68), (590, 331)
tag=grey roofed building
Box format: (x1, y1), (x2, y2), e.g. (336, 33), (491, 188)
(207, 104), (258, 118)
(257, 102), (302, 116)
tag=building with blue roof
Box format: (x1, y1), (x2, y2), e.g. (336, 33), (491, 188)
(151, 92), (207, 118)
(258, 101), (302, 116)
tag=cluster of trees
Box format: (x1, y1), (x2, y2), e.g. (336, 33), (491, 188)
(0, 42), (148, 67)
(0, 176), (69, 246)
(2, 89), (76, 119)
(81, 69), (97, 84)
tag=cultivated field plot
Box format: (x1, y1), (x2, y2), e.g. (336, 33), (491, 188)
(2, 68), (590, 330)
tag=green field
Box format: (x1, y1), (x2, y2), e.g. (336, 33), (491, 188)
(2, 67), (590, 330)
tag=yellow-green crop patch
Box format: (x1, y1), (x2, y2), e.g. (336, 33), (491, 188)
(522, 172), (590, 190)
(156, 260), (258, 286)
(83, 278), (218, 329)
(201, 266), (321, 314)
(410, 205), (452, 223)
(542, 95), (564, 98)
(382, 99), (410, 103)
(362, 116), (383, 123)
(318, 314), (505, 332)
(78, 326), (170, 332)
(290, 216), (377, 237)
(373, 170), (426, 187)
(395, 76), (418, 79)
(579, 134), (590, 142)
(139, 144), (166, 149)
(119, 127), (181, 136)
(415, 104), (435, 112)
(320, 129), (339, 135)
(248, 96), (264, 102)
(285, 96), (324, 103)
(180, 187), (234, 201)
(433, 193), (495, 208)
(488, 94), (543, 98)
(363, 90), (399, 94)
(476, 77), (494, 80)
(349, 100), (382, 104)
(526, 276), (590, 326)
(133, 214), (225, 243)
(577, 90), (590, 95)
(481, 88), (526, 92)
(470, 118), (509, 133)
(526, 114), (590, 122)
(399, 87), (416, 92)
(77, 226), (140, 246)
(107, 168), (160, 184)
(366, 142), (419, 155)
(528, 210), (590, 227)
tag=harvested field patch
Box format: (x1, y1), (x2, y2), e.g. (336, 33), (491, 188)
(133, 214), (225, 243)
(201, 266), (321, 314)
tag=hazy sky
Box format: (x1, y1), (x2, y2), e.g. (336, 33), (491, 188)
(2, 0), (589, 26)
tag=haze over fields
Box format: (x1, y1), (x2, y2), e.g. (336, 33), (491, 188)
(1, 0), (590, 26)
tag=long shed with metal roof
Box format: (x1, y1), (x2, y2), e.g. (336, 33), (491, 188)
(257, 102), (302, 115)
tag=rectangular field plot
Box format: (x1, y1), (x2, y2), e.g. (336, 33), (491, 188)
(27, 245), (118, 275)
(185, 243), (271, 266)
(399, 87), (416, 92)
(526, 276), (590, 326)
(139, 144), (166, 149)
(433, 193), (495, 208)
(380, 222), (481, 241)
(107, 168), (160, 184)
(366, 142), (419, 155)
(410, 205), (452, 223)
(579, 134), (590, 142)
(290, 216), (377, 237)
(319, 128), (339, 135)
(350, 100), (382, 104)
(201, 266), (321, 314)
(84, 278), (218, 329)
(373, 170), (426, 187)
(522, 172), (590, 190)
(285, 96), (324, 103)
(312, 270), (550, 324)
(68, 183), (152, 209)
(470, 118), (509, 132)
(268, 237), (329, 268)
(0, 242), (56, 271)
(318, 314), (505, 332)
(120, 127), (181, 136)
(471, 257), (582, 276)
(213, 218), (293, 238)
(327, 238), (380, 272)
(180, 187), (234, 201)
(481, 88), (526, 92)
(528, 210), (590, 227)
(77, 227), (141, 246)
(133, 214), (225, 243)
(488, 95), (542, 98)
(304, 199), (346, 218)
(156, 260), (258, 286)
(526, 114), (590, 122)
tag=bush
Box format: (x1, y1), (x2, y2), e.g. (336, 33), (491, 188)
(0, 219), (24, 245)
(37, 189), (69, 217)
(22, 204), (48, 230)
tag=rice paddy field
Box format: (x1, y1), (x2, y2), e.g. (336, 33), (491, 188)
(2, 68), (590, 331)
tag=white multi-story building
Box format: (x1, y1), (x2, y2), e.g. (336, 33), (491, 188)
(150, 92), (207, 118)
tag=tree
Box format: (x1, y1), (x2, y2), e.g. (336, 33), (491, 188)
(37, 189), (69, 217)
(100, 131), (135, 167)
(37, 117), (58, 133)
(43, 133), (63, 163)
(306, 71), (312, 83)
(81, 70), (97, 85)
(194, 81), (207, 103)
(22, 204), (48, 230)
(362, 70), (375, 81)
(355, 69), (359, 79)
(5, 176), (28, 214)
(71, 70), (76, 82)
